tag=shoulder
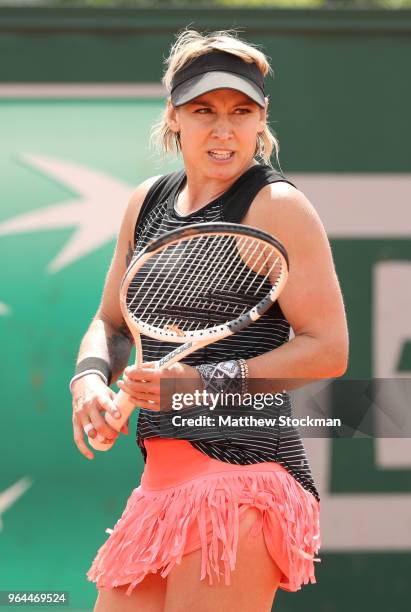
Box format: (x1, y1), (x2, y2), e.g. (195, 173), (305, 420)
(242, 180), (328, 249)
(128, 175), (164, 210)
(125, 169), (185, 223)
(121, 175), (163, 244)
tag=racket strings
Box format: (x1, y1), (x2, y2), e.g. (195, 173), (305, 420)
(162, 234), (228, 311)
(126, 232), (285, 332)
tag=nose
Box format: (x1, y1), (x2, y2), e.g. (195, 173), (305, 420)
(211, 114), (234, 140)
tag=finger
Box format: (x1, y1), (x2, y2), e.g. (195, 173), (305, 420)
(88, 405), (121, 440)
(117, 380), (159, 404)
(76, 407), (118, 445)
(124, 364), (159, 382)
(72, 419), (94, 460)
(118, 377), (159, 395)
(75, 408), (98, 438)
(132, 397), (160, 411)
(141, 361), (157, 369)
(97, 392), (122, 420)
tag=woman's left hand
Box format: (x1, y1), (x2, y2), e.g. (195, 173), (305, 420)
(116, 361), (203, 412)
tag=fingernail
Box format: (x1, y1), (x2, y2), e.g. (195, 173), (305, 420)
(114, 411), (121, 419)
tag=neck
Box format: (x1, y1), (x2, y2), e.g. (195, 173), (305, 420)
(176, 160), (259, 215)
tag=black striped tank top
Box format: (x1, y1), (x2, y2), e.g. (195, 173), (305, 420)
(132, 163), (320, 502)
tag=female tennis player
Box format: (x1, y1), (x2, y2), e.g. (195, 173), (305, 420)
(71, 29), (348, 612)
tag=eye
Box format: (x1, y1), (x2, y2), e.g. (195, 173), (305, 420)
(234, 107), (251, 114)
(194, 107), (212, 114)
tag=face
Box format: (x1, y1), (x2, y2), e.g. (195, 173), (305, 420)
(167, 88), (268, 180)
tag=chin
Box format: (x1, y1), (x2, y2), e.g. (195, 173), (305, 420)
(204, 156), (245, 178)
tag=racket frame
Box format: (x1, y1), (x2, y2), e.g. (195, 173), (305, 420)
(88, 222), (288, 451)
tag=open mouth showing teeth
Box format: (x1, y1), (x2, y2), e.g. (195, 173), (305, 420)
(208, 151), (234, 160)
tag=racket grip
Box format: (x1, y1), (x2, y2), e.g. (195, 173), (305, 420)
(88, 390), (137, 452)
(88, 434), (113, 452)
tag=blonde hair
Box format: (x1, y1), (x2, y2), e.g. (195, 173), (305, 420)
(150, 29), (280, 167)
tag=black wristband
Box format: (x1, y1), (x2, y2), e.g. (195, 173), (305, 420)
(75, 357), (112, 386)
(195, 360), (243, 397)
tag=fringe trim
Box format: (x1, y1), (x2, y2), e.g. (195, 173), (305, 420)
(87, 470), (321, 596)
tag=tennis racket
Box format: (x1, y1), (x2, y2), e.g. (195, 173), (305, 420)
(88, 222), (289, 451)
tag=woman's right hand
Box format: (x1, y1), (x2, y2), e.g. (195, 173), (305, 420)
(71, 374), (129, 460)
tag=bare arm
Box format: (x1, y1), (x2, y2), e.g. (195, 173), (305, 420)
(71, 175), (160, 458)
(73, 176), (160, 384)
(242, 182), (349, 389)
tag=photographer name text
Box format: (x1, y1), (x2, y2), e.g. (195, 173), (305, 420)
(171, 414), (342, 428)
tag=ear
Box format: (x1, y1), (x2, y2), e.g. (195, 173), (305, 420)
(166, 98), (180, 133)
(257, 97), (269, 133)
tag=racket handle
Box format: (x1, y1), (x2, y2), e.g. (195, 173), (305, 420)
(88, 390), (137, 452)
(88, 433), (113, 452)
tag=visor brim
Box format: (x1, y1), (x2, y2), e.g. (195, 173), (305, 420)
(171, 71), (266, 108)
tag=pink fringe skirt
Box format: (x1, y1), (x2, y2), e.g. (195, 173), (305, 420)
(87, 438), (321, 596)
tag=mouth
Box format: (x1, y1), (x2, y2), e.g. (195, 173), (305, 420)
(207, 150), (235, 161)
